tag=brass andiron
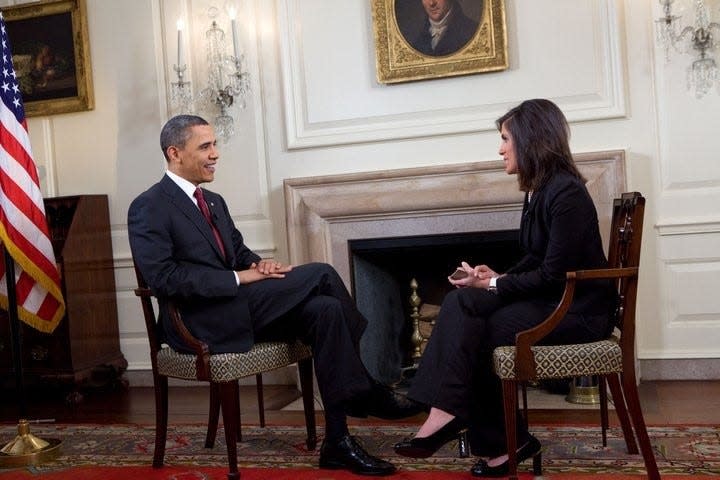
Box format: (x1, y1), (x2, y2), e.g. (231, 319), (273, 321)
(0, 419), (62, 467)
(409, 278), (423, 362)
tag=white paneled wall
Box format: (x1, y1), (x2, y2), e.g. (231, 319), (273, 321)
(3, 0), (718, 376)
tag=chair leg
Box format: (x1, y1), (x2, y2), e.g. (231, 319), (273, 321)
(621, 371), (661, 480)
(599, 375), (609, 447)
(502, 380), (519, 480)
(256, 373), (266, 428)
(205, 383), (220, 448)
(236, 380), (242, 442)
(219, 381), (240, 480)
(152, 374), (169, 468)
(607, 372), (638, 454)
(298, 357), (318, 450)
(521, 381), (529, 423)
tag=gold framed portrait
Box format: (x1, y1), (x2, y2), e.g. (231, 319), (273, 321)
(371, 0), (508, 84)
(3, 0), (94, 117)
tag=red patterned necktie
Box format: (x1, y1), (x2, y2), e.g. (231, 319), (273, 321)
(194, 187), (226, 258)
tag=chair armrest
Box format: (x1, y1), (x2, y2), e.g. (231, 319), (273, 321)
(166, 301), (212, 381)
(134, 286), (211, 381)
(513, 266), (638, 380)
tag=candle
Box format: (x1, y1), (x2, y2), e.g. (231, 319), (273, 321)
(176, 19), (184, 66)
(231, 19), (241, 58)
(228, 7), (241, 58)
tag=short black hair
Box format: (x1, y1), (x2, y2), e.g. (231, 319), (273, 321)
(159, 115), (209, 161)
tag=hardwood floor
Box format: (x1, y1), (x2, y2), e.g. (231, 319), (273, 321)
(2, 380), (719, 427)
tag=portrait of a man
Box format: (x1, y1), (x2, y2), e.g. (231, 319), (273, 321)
(372, 0), (507, 83)
(396, 0), (482, 57)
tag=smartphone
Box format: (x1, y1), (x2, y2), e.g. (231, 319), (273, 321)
(449, 268), (469, 280)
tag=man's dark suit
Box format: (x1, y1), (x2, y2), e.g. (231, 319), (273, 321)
(128, 174), (371, 405)
(410, 5), (479, 56)
(408, 172), (616, 455)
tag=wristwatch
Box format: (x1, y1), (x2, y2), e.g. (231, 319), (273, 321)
(488, 276), (498, 293)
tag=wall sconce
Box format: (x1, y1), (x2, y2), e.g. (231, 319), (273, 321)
(170, 5), (251, 142)
(655, 0), (720, 98)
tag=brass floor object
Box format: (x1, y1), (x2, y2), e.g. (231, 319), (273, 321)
(566, 376), (601, 405)
(0, 419), (62, 468)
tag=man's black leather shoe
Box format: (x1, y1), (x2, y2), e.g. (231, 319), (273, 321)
(319, 434), (396, 476)
(348, 381), (426, 420)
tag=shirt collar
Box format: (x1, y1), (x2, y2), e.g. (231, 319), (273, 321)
(166, 170), (199, 203)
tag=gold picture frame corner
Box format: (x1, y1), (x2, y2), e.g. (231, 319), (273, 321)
(5, 0), (94, 117)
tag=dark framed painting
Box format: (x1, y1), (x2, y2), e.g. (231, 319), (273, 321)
(371, 0), (508, 84)
(3, 0), (94, 116)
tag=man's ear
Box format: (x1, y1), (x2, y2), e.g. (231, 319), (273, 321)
(166, 145), (181, 163)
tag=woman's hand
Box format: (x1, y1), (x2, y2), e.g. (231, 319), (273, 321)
(448, 261), (478, 288)
(473, 264), (498, 281)
(448, 261), (499, 290)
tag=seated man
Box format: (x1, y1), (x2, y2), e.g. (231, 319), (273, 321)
(128, 114), (422, 476)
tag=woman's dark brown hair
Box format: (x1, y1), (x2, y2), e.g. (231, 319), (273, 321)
(495, 99), (584, 192)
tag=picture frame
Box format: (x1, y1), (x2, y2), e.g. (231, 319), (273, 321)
(3, 0), (94, 116)
(371, 0), (508, 84)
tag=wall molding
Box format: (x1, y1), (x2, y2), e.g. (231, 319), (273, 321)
(277, 0), (627, 149)
(655, 218), (720, 236)
(640, 358), (720, 380)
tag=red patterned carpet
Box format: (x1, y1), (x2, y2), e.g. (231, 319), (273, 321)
(1, 423), (719, 478)
(6, 465), (720, 480)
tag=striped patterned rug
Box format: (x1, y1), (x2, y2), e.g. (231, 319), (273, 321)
(1, 423), (718, 477)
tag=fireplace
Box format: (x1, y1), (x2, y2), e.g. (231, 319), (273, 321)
(283, 151), (625, 384)
(350, 230), (522, 384)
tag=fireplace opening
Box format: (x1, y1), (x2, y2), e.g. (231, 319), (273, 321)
(349, 229), (522, 386)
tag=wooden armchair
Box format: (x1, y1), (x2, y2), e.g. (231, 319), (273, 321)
(133, 265), (317, 480)
(492, 192), (660, 480)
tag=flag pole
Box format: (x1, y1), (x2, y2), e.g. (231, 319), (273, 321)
(0, 246), (62, 466)
(4, 245), (27, 418)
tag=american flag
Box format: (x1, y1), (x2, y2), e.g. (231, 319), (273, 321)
(0, 11), (65, 333)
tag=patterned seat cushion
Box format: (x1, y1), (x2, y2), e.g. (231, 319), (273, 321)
(156, 341), (313, 382)
(493, 338), (622, 380)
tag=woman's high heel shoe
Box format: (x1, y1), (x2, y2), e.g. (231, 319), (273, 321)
(394, 417), (468, 458)
(470, 435), (542, 478)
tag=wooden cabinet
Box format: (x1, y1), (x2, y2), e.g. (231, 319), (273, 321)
(0, 195), (126, 395)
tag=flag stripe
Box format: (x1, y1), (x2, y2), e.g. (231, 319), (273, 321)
(0, 164), (57, 251)
(15, 270), (35, 304)
(0, 118), (42, 188)
(0, 199), (60, 284)
(0, 102), (34, 160)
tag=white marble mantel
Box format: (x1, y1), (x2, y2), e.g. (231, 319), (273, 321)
(284, 151), (626, 288)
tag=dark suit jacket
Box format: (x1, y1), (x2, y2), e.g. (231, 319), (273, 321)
(498, 172), (615, 317)
(128, 175), (262, 353)
(411, 5), (479, 56)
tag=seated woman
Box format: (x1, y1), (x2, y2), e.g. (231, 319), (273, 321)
(394, 98), (616, 477)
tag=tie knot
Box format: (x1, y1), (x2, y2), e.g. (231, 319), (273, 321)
(194, 187), (212, 220)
